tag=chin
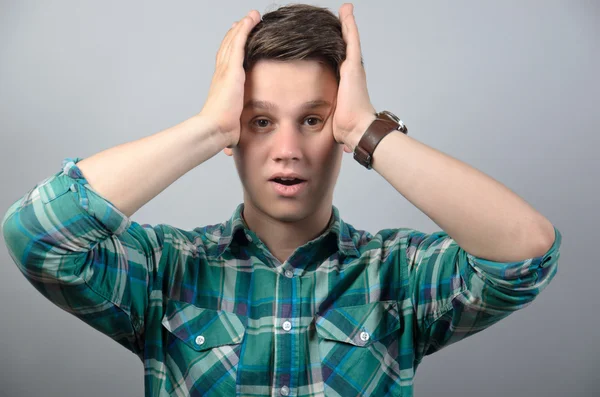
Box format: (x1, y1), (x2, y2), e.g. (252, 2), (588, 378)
(265, 201), (313, 223)
(243, 183), (327, 223)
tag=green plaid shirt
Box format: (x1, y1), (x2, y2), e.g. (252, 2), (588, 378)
(2, 157), (561, 397)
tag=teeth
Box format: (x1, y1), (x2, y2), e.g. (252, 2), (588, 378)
(273, 177), (304, 186)
(275, 177), (299, 181)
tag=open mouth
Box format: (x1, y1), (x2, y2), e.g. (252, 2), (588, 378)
(269, 177), (308, 197)
(270, 177), (306, 186)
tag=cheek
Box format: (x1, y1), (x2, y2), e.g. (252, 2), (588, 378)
(314, 141), (343, 173)
(233, 145), (263, 184)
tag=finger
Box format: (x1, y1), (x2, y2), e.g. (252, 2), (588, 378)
(228, 10), (261, 65)
(220, 15), (250, 67)
(217, 11), (255, 67)
(216, 20), (240, 66)
(339, 3), (362, 64)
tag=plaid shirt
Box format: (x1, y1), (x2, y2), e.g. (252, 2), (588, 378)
(2, 157), (561, 397)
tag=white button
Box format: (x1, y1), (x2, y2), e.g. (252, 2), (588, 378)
(282, 320), (292, 331)
(280, 385), (290, 396)
(246, 234), (253, 242)
(284, 270), (294, 278)
(195, 335), (205, 345)
(360, 331), (370, 342)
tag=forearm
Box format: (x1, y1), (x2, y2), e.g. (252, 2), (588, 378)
(347, 127), (555, 262)
(77, 114), (229, 218)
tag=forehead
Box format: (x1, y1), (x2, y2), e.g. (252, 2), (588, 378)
(243, 59), (337, 110)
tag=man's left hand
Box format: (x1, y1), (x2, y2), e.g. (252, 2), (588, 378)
(333, 3), (377, 153)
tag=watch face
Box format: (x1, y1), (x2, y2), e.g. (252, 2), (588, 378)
(380, 110), (401, 123)
(379, 110), (407, 134)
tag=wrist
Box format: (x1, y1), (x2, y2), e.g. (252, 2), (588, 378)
(194, 113), (239, 148)
(345, 113), (377, 152)
(191, 113), (235, 149)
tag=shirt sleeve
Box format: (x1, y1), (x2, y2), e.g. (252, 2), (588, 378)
(406, 225), (561, 365)
(1, 157), (165, 358)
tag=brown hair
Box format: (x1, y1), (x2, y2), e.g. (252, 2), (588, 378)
(243, 4), (348, 83)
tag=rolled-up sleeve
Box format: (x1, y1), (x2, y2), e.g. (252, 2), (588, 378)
(407, 225), (561, 364)
(1, 157), (164, 357)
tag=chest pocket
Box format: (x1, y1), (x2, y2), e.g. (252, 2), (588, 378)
(315, 300), (403, 396)
(161, 300), (246, 396)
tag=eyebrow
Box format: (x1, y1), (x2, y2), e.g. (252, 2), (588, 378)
(243, 99), (332, 111)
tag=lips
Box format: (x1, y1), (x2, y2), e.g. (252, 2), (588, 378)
(268, 173), (308, 197)
(270, 179), (308, 197)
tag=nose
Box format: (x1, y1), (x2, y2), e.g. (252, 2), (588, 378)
(270, 121), (303, 162)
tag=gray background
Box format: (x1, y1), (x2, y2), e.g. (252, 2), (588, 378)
(0, 0), (597, 396)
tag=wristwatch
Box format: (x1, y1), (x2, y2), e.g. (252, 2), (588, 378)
(353, 110), (408, 169)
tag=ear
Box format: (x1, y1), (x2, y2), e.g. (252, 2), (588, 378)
(343, 144), (353, 153)
(223, 147), (233, 156)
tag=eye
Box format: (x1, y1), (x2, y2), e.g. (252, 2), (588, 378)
(303, 117), (323, 126)
(252, 118), (271, 128)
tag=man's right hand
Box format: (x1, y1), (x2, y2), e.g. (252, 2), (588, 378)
(198, 10), (262, 148)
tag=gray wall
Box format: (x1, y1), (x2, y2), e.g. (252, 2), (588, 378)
(1, 1), (597, 396)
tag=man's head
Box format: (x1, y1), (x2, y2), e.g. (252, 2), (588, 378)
(243, 4), (346, 83)
(223, 4), (347, 224)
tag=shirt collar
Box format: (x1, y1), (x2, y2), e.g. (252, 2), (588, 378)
(215, 203), (360, 258)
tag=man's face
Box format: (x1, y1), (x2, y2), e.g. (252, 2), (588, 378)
(224, 59), (343, 223)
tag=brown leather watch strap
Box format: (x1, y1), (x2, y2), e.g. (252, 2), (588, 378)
(353, 116), (400, 169)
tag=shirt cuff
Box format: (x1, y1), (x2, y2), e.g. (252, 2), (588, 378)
(39, 157), (132, 237)
(465, 226), (562, 279)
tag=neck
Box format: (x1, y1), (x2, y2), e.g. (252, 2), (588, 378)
(241, 200), (333, 264)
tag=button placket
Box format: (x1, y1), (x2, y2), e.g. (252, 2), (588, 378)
(277, 263), (297, 397)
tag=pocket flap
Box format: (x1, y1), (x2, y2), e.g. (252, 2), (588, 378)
(161, 300), (246, 351)
(315, 300), (401, 347)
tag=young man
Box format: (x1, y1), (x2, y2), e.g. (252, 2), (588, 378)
(2, 3), (561, 396)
